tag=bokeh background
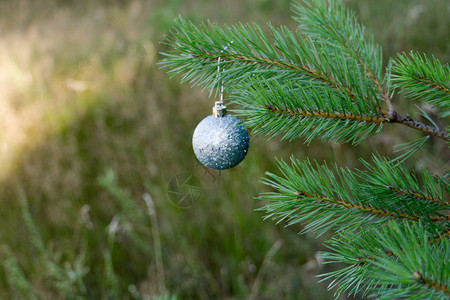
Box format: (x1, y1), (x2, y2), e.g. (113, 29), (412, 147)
(0, 0), (448, 299)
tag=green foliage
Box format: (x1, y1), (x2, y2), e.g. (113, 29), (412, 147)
(160, 10), (385, 111)
(392, 52), (450, 117)
(161, 0), (450, 298)
(322, 221), (449, 299)
(260, 156), (449, 237)
(291, 0), (387, 101)
(232, 79), (384, 145)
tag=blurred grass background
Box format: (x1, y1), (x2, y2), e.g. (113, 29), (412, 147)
(0, 0), (448, 299)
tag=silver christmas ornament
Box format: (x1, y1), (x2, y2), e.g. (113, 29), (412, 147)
(193, 102), (249, 170)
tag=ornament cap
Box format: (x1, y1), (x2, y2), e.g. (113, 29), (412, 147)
(212, 101), (227, 117)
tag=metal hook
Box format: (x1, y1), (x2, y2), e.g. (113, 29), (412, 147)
(218, 55), (224, 103)
(213, 41), (233, 117)
(217, 42), (233, 103)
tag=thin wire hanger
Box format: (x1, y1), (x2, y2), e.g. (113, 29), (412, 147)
(214, 41), (233, 117)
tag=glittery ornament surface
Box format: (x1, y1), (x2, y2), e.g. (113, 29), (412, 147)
(192, 115), (249, 170)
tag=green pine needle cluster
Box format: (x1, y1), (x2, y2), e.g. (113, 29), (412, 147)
(392, 52), (450, 117)
(322, 222), (449, 299)
(260, 156), (449, 236)
(160, 0), (449, 298)
(232, 79), (384, 145)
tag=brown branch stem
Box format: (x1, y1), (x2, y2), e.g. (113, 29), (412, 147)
(385, 111), (449, 141)
(431, 230), (450, 245)
(295, 190), (448, 222)
(267, 104), (448, 142)
(414, 271), (449, 295)
(386, 186), (449, 207)
(415, 74), (450, 94)
(295, 191), (420, 221)
(267, 105), (385, 123)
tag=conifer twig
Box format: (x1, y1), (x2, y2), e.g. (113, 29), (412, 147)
(267, 106), (385, 124)
(415, 75), (450, 94)
(386, 186), (449, 207)
(385, 111), (449, 141)
(295, 190), (447, 223)
(314, 12), (393, 114)
(414, 271), (449, 295)
(267, 101), (449, 141)
(431, 230), (450, 244)
(199, 52), (360, 103)
(392, 52), (450, 113)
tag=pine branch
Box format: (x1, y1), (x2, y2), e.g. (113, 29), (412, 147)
(260, 158), (389, 236)
(293, 190), (422, 222)
(392, 52), (450, 115)
(292, 0), (392, 113)
(259, 157), (449, 236)
(232, 79), (383, 145)
(387, 111), (449, 141)
(387, 186), (447, 207)
(414, 271), (449, 295)
(433, 231), (450, 245)
(160, 17), (381, 113)
(291, 0), (448, 141)
(161, 14), (449, 144)
(359, 155), (450, 210)
(369, 223), (450, 298)
(321, 222), (450, 299)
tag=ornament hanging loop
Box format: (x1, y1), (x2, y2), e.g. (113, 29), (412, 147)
(213, 41), (233, 118)
(217, 56), (224, 104)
